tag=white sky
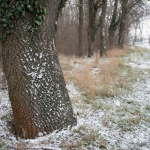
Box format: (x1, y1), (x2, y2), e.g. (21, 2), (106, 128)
(130, 1), (150, 40)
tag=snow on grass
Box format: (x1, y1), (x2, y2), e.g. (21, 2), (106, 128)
(0, 43), (150, 149)
(135, 42), (150, 49)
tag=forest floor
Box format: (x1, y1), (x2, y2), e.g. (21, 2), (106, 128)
(0, 43), (150, 150)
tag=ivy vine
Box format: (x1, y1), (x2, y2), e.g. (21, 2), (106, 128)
(58, 0), (67, 16)
(91, 22), (100, 42)
(108, 14), (119, 32)
(0, 0), (47, 41)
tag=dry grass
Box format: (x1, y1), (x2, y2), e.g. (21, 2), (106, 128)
(58, 46), (134, 100)
(72, 66), (99, 99)
(58, 54), (73, 71)
(98, 59), (125, 97)
(106, 46), (129, 58)
(59, 55), (99, 99)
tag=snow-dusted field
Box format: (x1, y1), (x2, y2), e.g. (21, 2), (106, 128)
(0, 43), (150, 149)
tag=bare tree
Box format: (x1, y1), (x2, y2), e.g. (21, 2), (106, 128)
(108, 0), (119, 49)
(87, 0), (93, 57)
(0, 42), (1, 70)
(78, 0), (84, 57)
(118, 0), (128, 49)
(118, 0), (145, 48)
(100, 0), (107, 57)
(88, 0), (102, 57)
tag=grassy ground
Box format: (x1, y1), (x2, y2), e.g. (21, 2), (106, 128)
(0, 44), (150, 149)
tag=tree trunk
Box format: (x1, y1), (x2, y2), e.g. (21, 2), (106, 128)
(134, 27), (137, 42)
(87, 0), (93, 57)
(2, 0), (76, 139)
(0, 42), (2, 70)
(118, 0), (128, 49)
(100, 0), (107, 57)
(77, 0), (84, 57)
(109, 0), (118, 49)
(0, 41), (7, 89)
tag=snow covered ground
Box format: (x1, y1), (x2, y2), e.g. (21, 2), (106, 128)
(0, 43), (150, 149)
(135, 42), (150, 49)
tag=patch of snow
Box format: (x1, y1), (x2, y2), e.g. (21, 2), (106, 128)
(1, 43), (150, 149)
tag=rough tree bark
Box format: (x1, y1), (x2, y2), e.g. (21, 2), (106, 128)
(0, 41), (7, 89)
(87, 0), (102, 57)
(0, 42), (2, 70)
(109, 0), (119, 49)
(2, 0), (77, 139)
(78, 0), (84, 57)
(87, 0), (93, 57)
(118, 0), (128, 49)
(100, 0), (107, 57)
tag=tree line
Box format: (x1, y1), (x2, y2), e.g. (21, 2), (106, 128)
(0, 0), (149, 139)
(56, 0), (148, 57)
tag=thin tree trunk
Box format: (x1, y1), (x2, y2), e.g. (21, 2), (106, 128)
(109, 0), (118, 49)
(134, 27), (137, 42)
(0, 42), (2, 70)
(78, 0), (84, 57)
(88, 0), (93, 57)
(100, 0), (107, 57)
(2, 0), (76, 139)
(0, 41), (7, 89)
(118, 0), (128, 49)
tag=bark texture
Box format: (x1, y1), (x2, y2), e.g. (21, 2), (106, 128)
(0, 42), (2, 69)
(109, 0), (118, 49)
(118, 0), (128, 49)
(88, 0), (102, 57)
(100, 0), (107, 57)
(2, 0), (76, 139)
(87, 0), (93, 57)
(77, 0), (84, 57)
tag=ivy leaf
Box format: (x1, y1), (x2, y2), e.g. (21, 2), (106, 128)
(37, 16), (42, 21)
(10, 25), (14, 28)
(21, 4), (24, 8)
(18, 7), (22, 11)
(42, 7), (47, 15)
(1, 18), (7, 23)
(15, 14), (20, 19)
(21, 37), (24, 41)
(6, 30), (11, 35)
(36, 9), (40, 13)
(41, 15), (45, 21)
(8, 20), (12, 24)
(3, 24), (7, 28)
(34, 20), (41, 26)
(30, 0), (34, 5)
(6, 13), (11, 18)
(11, 15), (14, 19)
(35, 1), (40, 7)
(0, 36), (6, 41)
(10, 30), (13, 34)
(28, 5), (34, 12)
(1, 2), (6, 8)
(22, 11), (26, 17)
